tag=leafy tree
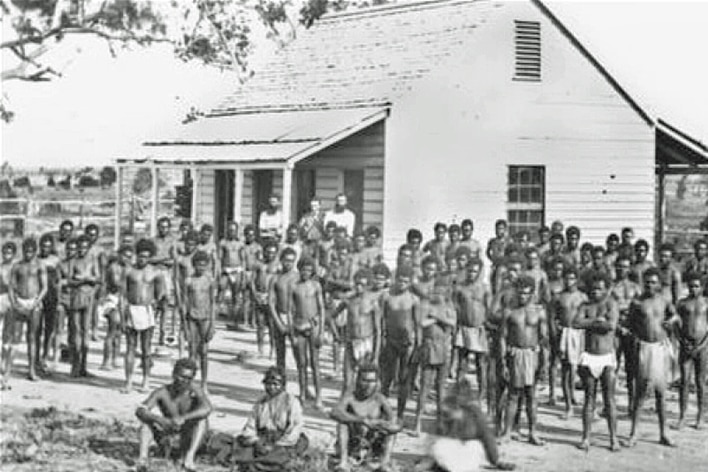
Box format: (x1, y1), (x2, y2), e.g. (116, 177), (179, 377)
(100, 166), (117, 186)
(1, 0), (390, 121)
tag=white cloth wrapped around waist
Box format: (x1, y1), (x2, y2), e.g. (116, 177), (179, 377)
(428, 437), (488, 472)
(126, 304), (156, 331)
(579, 351), (617, 379)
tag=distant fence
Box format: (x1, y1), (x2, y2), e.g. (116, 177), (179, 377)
(0, 195), (176, 250)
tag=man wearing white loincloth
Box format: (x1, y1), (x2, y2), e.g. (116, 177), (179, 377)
(122, 239), (165, 393)
(625, 267), (680, 447)
(573, 271), (620, 451)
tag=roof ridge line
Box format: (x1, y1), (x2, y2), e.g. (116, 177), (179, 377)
(319, 0), (485, 22)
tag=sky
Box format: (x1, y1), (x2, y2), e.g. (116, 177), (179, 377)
(1, 0), (707, 168)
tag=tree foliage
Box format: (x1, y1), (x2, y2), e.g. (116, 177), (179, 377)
(1, 0), (391, 121)
(100, 165), (117, 187)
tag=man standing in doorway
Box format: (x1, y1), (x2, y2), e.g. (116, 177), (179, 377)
(258, 194), (284, 244)
(325, 193), (356, 238)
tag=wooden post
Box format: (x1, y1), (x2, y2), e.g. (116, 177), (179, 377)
(150, 166), (159, 237)
(191, 166), (199, 225)
(114, 166), (123, 249)
(282, 166), (293, 232)
(656, 165), (666, 259)
(234, 168), (244, 224)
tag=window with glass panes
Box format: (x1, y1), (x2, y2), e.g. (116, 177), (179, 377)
(507, 166), (545, 240)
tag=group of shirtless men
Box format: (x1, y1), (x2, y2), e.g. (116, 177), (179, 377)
(1, 212), (707, 462)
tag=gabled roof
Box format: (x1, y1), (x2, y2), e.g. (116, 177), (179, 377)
(210, 0), (652, 128)
(211, 0), (499, 115)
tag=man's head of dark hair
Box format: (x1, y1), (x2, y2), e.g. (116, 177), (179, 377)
(372, 262), (391, 279)
(192, 250), (209, 265)
(174, 357), (197, 374)
(365, 226), (381, 237)
(85, 223), (99, 234)
(406, 228), (423, 242)
(136, 238), (156, 256)
(280, 247), (297, 260)
(22, 238), (37, 252)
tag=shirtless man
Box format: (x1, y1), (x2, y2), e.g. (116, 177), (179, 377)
(617, 227), (636, 264)
(573, 272), (620, 452)
(175, 230), (199, 357)
(625, 267), (679, 447)
(135, 357), (212, 472)
(630, 239), (654, 288)
(542, 233), (565, 274)
(683, 239), (708, 285)
(268, 247), (299, 372)
(4, 239), (47, 385)
(545, 256), (566, 404)
(219, 221), (245, 326)
(674, 272), (708, 430)
(38, 234), (61, 366)
(198, 224), (219, 278)
(289, 257), (325, 409)
(0, 242), (16, 324)
(459, 219), (482, 260)
(423, 223), (449, 268)
(444, 224), (462, 269)
(499, 276), (547, 446)
(562, 226), (581, 270)
(55, 239), (77, 364)
(537, 226), (551, 257)
(123, 239), (165, 392)
(414, 264), (457, 436)
(326, 240), (356, 374)
(67, 235), (100, 377)
(251, 241), (280, 356)
(362, 226), (383, 269)
(331, 364), (402, 472)
(611, 255), (642, 411)
(175, 219), (193, 256)
(182, 251), (216, 391)
(333, 269), (381, 393)
(100, 244), (133, 370)
(379, 266), (420, 421)
(241, 224), (262, 328)
(551, 267), (587, 418)
(657, 243), (682, 305)
(453, 258), (491, 404)
(152, 216), (178, 346)
(604, 234), (620, 271)
(55, 219), (74, 260)
(487, 220), (511, 294)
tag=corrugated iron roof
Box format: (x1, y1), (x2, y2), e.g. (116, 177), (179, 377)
(117, 106), (388, 166)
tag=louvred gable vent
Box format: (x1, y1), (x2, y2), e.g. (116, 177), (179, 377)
(514, 20), (541, 81)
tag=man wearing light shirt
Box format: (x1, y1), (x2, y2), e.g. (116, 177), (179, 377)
(324, 193), (356, 238)
(258, 195), (284, 244)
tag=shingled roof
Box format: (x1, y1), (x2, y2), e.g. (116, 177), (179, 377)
(210, 0), (501, 116)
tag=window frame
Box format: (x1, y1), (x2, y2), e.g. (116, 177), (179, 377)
(507, 165), (546, 239)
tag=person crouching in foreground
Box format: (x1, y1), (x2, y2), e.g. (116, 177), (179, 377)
(135, 357), (211, 472)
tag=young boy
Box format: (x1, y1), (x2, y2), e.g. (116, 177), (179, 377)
(406, 229), (424, 276)
(452, 258), (491, 404)
(183, 250), (216, 391)
(219, 221), (245, 326)
(604, 234), (620, 271)
(317, 221), (338, 275)
(68, 235), (101, 377)
(268, 247), (299, 372)
(289, 257), (325, 409)
(362, 226), (383, 269)
(4, 239), (47, 385)
(38, 234), (61, 367)
(551, 267), (587, 418)
(380, 266), (420, 422)
(674, 272), (707, 430)
(350, 232), (368, 273)
(414, 258), (456, 436)
(55, 219), (74, 260)
(251, 241), (280, 356)
(123, 239), (164, 392)
(573, 272), (620, 451)
(487, 220), (511, 291)
(100, 244), (133, 370)
(537, 226), (551, 257)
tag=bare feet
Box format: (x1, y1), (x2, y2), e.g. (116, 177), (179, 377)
(120, 383), (133, 394)
(546, 397), (556, 407)
(659, 436), (676, 447)
(528, 434), (545, 446)
(27, 372), (38, 381)
(560, 409), (570, 420)
(609, 441), (621, 452)
(672, 419), (684, 430)
(622, 436), (637, 448)
(576, 439), (589, 451)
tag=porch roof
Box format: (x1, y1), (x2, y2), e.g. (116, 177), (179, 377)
(116, 106), (389, 168)
(656, 119), (708, 174)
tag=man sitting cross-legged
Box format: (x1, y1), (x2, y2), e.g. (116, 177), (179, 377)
(229, 367), (309, 472)
(135, 357), (212, 472)
(331, 364), (402, 472)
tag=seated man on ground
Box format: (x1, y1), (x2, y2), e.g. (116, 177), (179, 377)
(229, 367), (308, 471)
(415, 381), (515, 472)
(135, 358), (212, 472)
(331, 364), (402, 472)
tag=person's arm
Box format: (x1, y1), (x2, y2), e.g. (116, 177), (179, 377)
(537, 304), (548, 346)
(34, 262), (48, 308)
(275, 394), (304, 446)
(663, 301), (681, 332)
(315, 283), (325, 341)
(268, 278), (286, 333)
(330, 396), (367, 426)
(412, 297), (421, 348)
(207, 277), (216, 341)
(373, 300), (382, 361)
(8, 264), (18, 307)
(135, 389), (168, 429)
(286, 284), (295, 337)
(177, 385), (213, 424)
(671, 268), (682, 306)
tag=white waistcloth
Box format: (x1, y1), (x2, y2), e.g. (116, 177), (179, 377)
(0, 293), (10, 315)
(429, 437), (487, 472)
(127, 304), (155, 331)
(579, 351), (617, 379)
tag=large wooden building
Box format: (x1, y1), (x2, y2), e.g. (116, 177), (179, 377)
(116, 0), (707, 261)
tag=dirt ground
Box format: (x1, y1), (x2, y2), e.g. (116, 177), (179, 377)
(1, 317), (706, 472)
